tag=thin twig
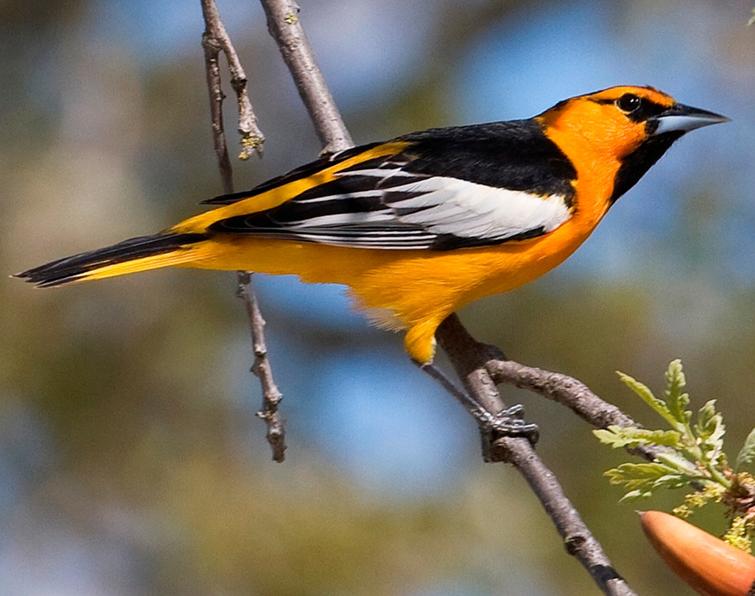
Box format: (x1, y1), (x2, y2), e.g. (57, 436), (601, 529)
(201, 0), (286, 462)
(238, 272), (286, 461)
(486, 356), (662, 462)
(259, 0), (353, 154)
(490, 358), (636, 428)
(504, 445), (633, 593)
(260, 2), (636, 592)
(201, 0), (265, 161)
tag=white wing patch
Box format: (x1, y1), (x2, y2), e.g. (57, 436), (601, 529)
(210, 166), (573, 250)
(385, 176), (571, 241)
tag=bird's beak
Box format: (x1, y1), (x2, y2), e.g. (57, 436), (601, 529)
(651, 103), (730, 135)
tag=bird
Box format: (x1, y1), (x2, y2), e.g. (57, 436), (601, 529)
(16, 86), (728, 365)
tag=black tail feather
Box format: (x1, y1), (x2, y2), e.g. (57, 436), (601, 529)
(16, 232), (206, 287)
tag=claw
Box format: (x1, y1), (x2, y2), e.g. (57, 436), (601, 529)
(498, 404), (525, 419)
(487, 404), (539, 446)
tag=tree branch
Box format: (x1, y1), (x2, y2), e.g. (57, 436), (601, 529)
(490, 358), (636, 428)
(437, 316), (635, 595)
(201, 0), (265, 161)
(238, 272), (285, 461)
(260, 3), (637, 593)
(259, 0), (353, 154)
(438, 317), (661, 462)
(201, 0), (286, 462)
(486, 355), (662, 462)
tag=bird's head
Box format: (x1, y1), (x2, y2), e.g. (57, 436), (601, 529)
(538, 85), (728, 158)
(538, 85), (729, 200)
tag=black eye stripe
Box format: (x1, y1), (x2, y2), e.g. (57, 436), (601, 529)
(593, 96), (669, 122)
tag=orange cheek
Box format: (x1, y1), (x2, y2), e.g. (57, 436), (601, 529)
(612, 122), (648, 158)
(542, 103), (647, 159)
(576, 110), (646, 157)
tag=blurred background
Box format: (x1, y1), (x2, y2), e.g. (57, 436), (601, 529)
(1, 0), (753, 594)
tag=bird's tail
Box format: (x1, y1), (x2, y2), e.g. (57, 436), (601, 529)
(15, 232), (207, 287)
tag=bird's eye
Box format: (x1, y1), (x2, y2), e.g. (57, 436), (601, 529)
(616, 93), (642, 113)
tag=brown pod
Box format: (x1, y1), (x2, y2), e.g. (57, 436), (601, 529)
(640, 510), (755, 595)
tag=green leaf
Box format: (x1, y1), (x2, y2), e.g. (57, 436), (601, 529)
(617, 371), (676, 425)
(593, 428), (622, 446)
(651, 474), (688, 490)
(601, 361), (738, 501)
(696, 400), (724, 439)
(619, 489), (653, 502)
(593, 426), (682, 449)
(605, 461), (691, 503)
(604, 462), (682, 490)
(695, 399), (726, 465)
(735, 428), (755, 470)
(654, 451), (701, 476)
(664, 359), (691, 425)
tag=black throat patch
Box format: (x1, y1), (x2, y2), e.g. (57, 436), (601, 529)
(610, 131), (683, 202)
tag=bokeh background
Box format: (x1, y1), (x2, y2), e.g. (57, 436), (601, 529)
(2, 0), (754, 594)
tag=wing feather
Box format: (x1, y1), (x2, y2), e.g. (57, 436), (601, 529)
(210, 167), (572, 250)
(207, 125), (575, 250)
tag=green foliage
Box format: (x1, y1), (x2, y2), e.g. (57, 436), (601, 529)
(735, 428), (755, 471)
(593, 427), (681, 449)
(724, 515), (753, 551)
(594, 360), (755, 551)
(604, 462), (688, 502)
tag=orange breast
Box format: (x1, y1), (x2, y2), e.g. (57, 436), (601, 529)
(187, 168), (615, 330)
(183, 127), (619, 363)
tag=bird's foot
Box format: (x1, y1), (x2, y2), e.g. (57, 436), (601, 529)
(481, 403), (539, 446)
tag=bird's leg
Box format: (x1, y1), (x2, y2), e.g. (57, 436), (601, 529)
(418, 362), (539, 448)
(434, 335), (539, 447)
(419, 361), (484, 411)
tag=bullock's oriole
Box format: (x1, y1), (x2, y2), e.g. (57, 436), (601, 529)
(17, 86), (727, 364)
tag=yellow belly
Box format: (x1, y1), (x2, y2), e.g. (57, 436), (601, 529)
(184, 212), (598, 362)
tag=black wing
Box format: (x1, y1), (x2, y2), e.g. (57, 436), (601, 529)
(202, 143), (382, 205)
(208, 120), (577, 250)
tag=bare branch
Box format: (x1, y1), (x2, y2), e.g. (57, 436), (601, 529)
(438, 318), (660, 461)
(259, 0), (352, 154)
(437, 315), (636, 596)
(201, 0), (286, 462)
(238, 272), (286, 462)
(486, 357), (662, 462)
(201, 0), (265, 161)
(200, 7), (234, 192)
(503, 444), (634, 595)
(261, 2), (637, 591)
(490, 359), (636, 428)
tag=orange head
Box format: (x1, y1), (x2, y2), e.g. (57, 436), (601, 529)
(537, 85), (728, 200)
